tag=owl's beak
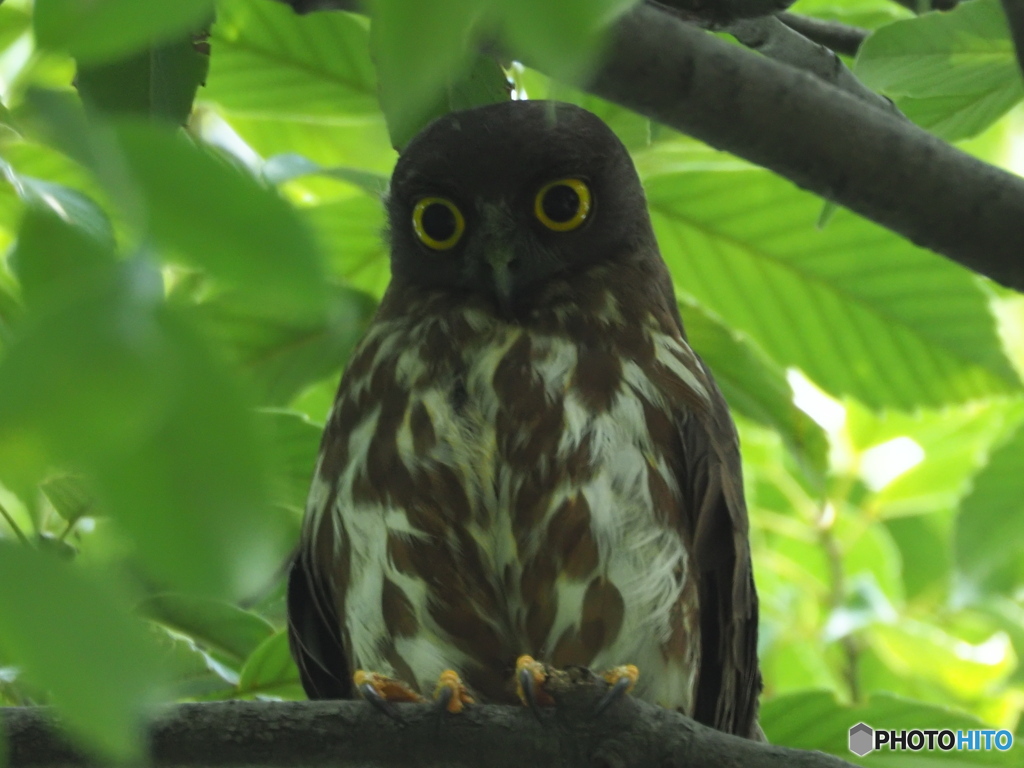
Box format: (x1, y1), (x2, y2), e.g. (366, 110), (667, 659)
(486, 248), (515, 315)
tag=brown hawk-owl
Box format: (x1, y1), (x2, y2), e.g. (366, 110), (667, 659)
(287, 100), (761, 738)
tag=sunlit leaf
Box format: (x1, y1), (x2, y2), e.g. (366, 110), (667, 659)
(647, 169), (1019, 409)
(855, 0), (1023, 140)
(682, 300), (828, 478)
(140, 593), (274, 665)
(955, 417), (1024, 595)
(206, 0), (377, 118)
(258, 409), (323, 512)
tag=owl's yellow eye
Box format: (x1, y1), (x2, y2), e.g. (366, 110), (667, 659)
(412, 197), (465, 250)
(534, 178), (591, 232)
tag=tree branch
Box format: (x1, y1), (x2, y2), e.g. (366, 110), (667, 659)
(578, 3), (1024, 292)
(776, 13), (869, 57)
(3, 684), (858, 768)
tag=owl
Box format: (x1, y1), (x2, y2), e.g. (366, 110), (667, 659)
(287, 100), (762, 738)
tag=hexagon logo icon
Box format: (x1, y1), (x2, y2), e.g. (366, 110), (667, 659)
(849, 722), (874, 756)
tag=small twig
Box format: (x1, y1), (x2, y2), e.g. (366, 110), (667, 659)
(817, 504), (861, 703)
(777, 13), (869, 58)
(0, 500), (31, 547)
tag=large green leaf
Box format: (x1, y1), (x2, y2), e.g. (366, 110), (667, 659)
(682, 300), (828, 478)
(140, 593), (275, 666)
(646, 168), (1019, 409)
(0, 210), (290, 599)
(855, 0), (1023, 141)
(303, 194), (391, 298)
(236, 629), (304, 700)
(258, 409), (323, 513)
(0, 544), (166, 760)
(198, 285), (375, 407)
(33, 0), (214, 65)
(107, 119), (328, 321)
(206, 0), (377, 118)
(955, 416), (1024, 595)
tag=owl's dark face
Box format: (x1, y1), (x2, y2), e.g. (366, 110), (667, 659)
(386, 101), (656, 317)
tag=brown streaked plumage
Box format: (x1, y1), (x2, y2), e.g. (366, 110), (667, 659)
(287, 100), (762, 738)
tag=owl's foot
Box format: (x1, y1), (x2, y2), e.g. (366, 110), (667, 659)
(353, 670), (425, 717)
(595, 664), (639, 714)
(515, 655), (555, 716)
(353, 669), (474, 716)
(514, 655), (639, 716)
(434, 669), (475, 714)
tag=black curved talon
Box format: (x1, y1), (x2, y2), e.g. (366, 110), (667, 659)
(593, 675), (633, 716)
(518, 667), (545, 722)
(359, 682), (401, 720)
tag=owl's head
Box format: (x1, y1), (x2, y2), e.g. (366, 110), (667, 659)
(385, 101), (656, 316)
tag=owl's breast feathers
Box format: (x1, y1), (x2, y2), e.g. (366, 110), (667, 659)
(290, 256), (760, 737)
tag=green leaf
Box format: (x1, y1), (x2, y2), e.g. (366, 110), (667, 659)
(955, 417), (1024, 595)
(261, 153), (388, 198)
(39, 473), (96, 524)
(140, 593), (275, 665)
(108, 119), (328, 321)
(303, 194), (391, 297)
(236, 629), (304, 700)
(0, 544), (166, 761)
(206, 0), (377, 118)
(0, 160), (115, 249)
(76, 35), (210, 123)
(199, 285), (376, 407)
(33, 0), (214, 65)
(0, 213), (290, 598)
(368, 0), (480, 148)
(7, 205), (114, 309)
(762, 690), (1014, 766)
(681, 300), (828, 478)
(855, 0), (1024, 140)
(646, 168), (1019, 409)
(0, 4), (31, 54)
(259, 409), (323, 512)
(151, 625), (239, 699)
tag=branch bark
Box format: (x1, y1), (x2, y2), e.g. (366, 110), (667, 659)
(269, 0), (1024, 292)
(579, 4), (1024, 292)
(3, 686), (858, 768)
(776, 13), (869, 57)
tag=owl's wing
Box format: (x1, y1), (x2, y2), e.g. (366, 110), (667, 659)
(287, 547), (351, 699)
(681, 359), (762, 739)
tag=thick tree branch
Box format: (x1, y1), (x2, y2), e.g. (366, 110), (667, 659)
(3, 684), (857, 768)
(1001, 0), (1024, 82)
(776, 13), (869, 57)
(578, 4), (1024, 291)
(269, 0), (1024, 292)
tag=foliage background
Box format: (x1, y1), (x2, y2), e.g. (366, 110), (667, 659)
(0, 0), (1023, 765)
